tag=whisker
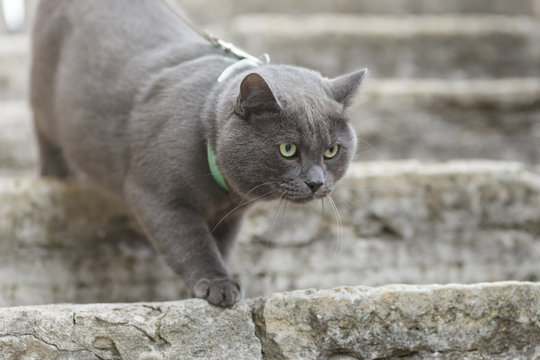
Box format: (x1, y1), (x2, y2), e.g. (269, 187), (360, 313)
(277, 199), (289, 244)
(210, 189), (276, 236)
(243, 181), (273, 198)
(353, 148), (379, 161)
(355, 136), (380, 157)
(328, 195), (343, 257)
(267, 195), (284, 248)
(341, 199), (363, 212)
(199, 163), (244, 178)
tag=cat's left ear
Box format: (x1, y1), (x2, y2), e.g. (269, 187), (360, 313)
(329, 68), (368, 107)
(236, 73), (280, 118)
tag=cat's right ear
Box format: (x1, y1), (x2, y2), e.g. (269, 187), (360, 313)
(235, 73), (280, 118)
(329, 68), (368, 107)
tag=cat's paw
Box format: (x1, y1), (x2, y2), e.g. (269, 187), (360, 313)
(193, 277), (243, 307)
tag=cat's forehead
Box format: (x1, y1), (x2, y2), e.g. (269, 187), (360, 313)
(261, 66), (344, 122)
(281, 91), (342, 121)
(262, 66), (333, 101)
(244, 66), (349, 146)
(272, 100), (347, 148)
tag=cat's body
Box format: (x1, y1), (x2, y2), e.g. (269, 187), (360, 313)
(31, 0), (365, 306)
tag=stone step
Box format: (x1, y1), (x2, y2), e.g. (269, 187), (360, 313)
(0, 34), (28, 100)
(2, 78), (538, 176)
(354, 78), (540, 163)
(0, 161), (538, 306)
(12, 0), (540, 35)
(228, 14), (540, 78)
(0, 100), (36, 177)
(0, 282), (538, 359)
(3, 15), (540, 98)
(180, 0), (540, 25)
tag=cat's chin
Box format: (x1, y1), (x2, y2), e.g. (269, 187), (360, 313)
(285, 196), (315, 204)
(283, 192), (329, 204)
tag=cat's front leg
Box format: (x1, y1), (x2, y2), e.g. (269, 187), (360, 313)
(212, 216), (244, 262)
(125, 185), (242, 307)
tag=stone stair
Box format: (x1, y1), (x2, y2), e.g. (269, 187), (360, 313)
(227, 14), (540, 79)
(0, 100), (35, 177)
(0, 1), (539, 359)
(3, 78), (540, 177)
(1, 161), (539, 307)
(180, 0), (540, 24)
(0, 34), (28, 100)
(1, 282), (539, 359)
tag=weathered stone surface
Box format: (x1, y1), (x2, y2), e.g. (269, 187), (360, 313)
(0, 178), (187, 306)
(0, 298), (262, 360)
(0, 282), (539, 359)
(1, 161), (539, 306)
(255, 282), (540, 359)
(229, 14), (540, 78)
(237, 161), (540, 296)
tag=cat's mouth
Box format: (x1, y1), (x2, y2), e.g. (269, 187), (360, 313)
(284, 194), (313, 204)
(281, 190), (331, 204)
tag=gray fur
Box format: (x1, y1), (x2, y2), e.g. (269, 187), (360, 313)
(31, 0), (366, 307)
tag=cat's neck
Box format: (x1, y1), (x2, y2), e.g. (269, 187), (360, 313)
(200, 61), (260, 185)
(201, 60), (259, 146)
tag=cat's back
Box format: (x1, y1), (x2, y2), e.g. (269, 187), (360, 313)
(32, 0), (204, 91)
(31, 0), (211, 190)
(33, 0), (199, 50)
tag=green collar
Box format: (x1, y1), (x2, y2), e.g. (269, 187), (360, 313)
(207, 141), (228, 191)
(208, 58), (264, 192)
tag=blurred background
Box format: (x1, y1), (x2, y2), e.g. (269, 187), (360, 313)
(1, 0), (539, 176)
(0, 1), (539, 306)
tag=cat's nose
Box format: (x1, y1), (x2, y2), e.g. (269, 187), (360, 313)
(305, 180), (323, 193)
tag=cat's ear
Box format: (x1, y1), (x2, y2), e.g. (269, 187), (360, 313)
(329, 68), (368, 107)
(236, 73), (280, 117)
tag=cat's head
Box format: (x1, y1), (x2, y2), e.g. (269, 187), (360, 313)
(215, 65), (366, 203)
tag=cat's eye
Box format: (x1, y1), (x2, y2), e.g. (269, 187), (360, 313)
(279, 143), (297, 158)
(324, 145), (339, 159)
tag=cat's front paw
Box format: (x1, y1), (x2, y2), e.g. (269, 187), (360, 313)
(193, 277), (243, 307)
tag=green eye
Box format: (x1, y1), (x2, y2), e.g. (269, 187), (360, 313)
(279, 143), (297, 158)
(324, 145), (339, 159)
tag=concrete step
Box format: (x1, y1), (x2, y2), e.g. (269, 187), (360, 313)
(3, 15), (539, 99)
(354, 78), (540, 163)
(0, 282), (538, 359)
(2, 78), (538, 176)
(12, 0), (540, 36)
(0, 34), (28, 100)
(0, 100), (36, 177)
(7, 0), (540, 33)
(228, 14), (540, 78)
(180, 0), (540, 25)
(0, 161), (538, 306)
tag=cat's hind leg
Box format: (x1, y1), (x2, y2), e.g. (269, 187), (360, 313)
(35, 128), (71, 178)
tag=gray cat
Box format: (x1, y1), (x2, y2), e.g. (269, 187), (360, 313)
(31, 0), (366, 307)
